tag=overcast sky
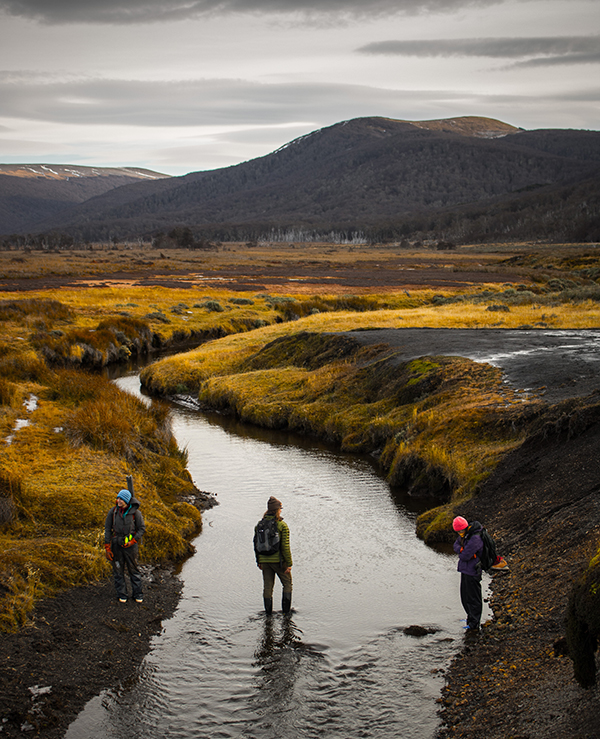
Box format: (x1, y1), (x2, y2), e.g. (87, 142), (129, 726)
(0, 0), (598, 175)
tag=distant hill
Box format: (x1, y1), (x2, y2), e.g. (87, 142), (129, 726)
(3, 117), (600, 243)
(0, 164), (170, 235)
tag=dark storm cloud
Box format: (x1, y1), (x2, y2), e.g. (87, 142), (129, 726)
(357, 36), (600, 66)
(0, 0), (507, 25)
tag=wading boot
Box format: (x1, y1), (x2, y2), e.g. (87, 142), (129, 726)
(282, 593), (292, 614)
(263, 598), (273, 615)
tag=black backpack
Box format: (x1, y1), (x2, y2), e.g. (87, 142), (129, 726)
(465, 522), (497, 573)
(254, 517), (280, 555)
(479, 528), (498, 573)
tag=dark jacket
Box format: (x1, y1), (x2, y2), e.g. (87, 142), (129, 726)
(454, 520), (483, 577)
(104, 496), (145, 546)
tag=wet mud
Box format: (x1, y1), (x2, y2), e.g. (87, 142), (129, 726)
(0, 567), (182, 739)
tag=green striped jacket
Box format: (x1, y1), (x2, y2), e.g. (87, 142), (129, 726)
(255, 516), (292, 567)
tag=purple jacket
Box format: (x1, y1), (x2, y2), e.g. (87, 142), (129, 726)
(454, 521), (483, 577)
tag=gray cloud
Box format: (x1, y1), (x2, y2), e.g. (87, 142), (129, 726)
(1, 72), (598, 130)
(0, 0), (508, 25)
(357, 36), (600, 66)
(0, 74), (422, 126)
(513, 52), (600, 67)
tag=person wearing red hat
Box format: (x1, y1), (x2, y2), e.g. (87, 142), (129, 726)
(452, 516), (483, 633)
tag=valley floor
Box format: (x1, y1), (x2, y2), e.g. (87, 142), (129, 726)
(1, 256), (600, 737)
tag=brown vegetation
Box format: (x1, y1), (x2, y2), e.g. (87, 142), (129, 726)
(0, 242), (599, 738)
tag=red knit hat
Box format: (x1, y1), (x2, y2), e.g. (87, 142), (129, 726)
(452, 516), (469, 532)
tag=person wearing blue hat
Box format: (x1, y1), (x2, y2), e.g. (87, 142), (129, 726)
(104, 487), (146, 603)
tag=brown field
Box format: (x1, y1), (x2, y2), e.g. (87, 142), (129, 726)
(1, 240), (596, 294)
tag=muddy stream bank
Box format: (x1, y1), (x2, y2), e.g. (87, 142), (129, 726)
(63, 372), (480, 739)
(3, 328), (600, 738)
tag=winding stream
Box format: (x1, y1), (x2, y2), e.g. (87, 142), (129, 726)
(65, 372), (490, 739)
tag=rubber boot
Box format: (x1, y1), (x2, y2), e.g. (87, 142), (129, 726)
(263, 597), (273, 615)
(282, 593), (292, 614)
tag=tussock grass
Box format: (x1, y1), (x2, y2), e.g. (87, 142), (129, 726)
(0, 345), (49, 383)
(144, 329), (538, 541)
(0, 538), (106, 631)
(0, 298), (73, 324)
(0, 367), (203, 632)
(141, 291), (600, 399)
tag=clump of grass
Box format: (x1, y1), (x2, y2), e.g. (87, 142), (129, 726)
(0, 366), (205, 632)
(0, 378), (18, 407)
(0, 298), (73, 325)
(169, 333), (532, 525)
(63, 377), (178, 462)
(44, 368), (107, 406)
(0, 539), (107, 631)
(197, 300), (224, 313)
(145, 311), (171, 323)
(0, 346), (49, 383)
(32, 315), (153, 368)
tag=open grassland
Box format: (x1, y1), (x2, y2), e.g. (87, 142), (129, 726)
(2, 241), (600, 297)
(1, 241), (600, 630)
(0, 242), (533, 283)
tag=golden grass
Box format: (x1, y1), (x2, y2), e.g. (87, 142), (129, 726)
(1, 241), (599, 627)
(0, 369), (202, 631)
(140, 295), (600, 399)
(143, 328), (535, 542)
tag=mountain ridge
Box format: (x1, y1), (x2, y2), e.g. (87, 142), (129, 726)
(0, 164), (170, 235)
(2, 116), (599, 243)
(0, 164), (169, 181)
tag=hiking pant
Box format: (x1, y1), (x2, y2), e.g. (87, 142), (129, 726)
(261, 562), (292, 599)
(460, 573), (482, 629)
(112, 543), (143, 600)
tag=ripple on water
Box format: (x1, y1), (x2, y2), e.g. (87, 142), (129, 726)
(65, 374), (484, 739)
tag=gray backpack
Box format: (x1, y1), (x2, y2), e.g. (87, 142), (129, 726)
(254, 518), (280, 555)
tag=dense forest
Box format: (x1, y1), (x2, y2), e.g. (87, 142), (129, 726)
(2, 117), (599, 245)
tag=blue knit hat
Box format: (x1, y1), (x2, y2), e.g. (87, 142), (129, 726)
(117, 489), (132, 504)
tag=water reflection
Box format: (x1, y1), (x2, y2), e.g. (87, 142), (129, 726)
(66, 369), (487, 739)
(250, 616), (314, 736)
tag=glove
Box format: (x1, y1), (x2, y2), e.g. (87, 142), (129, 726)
(104, 543), (113, 561)
(122, 535), (137, 548)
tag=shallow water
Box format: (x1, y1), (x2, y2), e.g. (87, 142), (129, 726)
(65, 373), (489, 739)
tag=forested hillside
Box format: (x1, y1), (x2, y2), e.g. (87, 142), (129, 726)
(3, 117), (600, 244)
(0, 165), (169, 235)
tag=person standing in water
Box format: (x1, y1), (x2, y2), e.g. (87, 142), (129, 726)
(104, 488), (146, 603)
(452, 516), (483, 633)
(254, 496), (293, 615)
